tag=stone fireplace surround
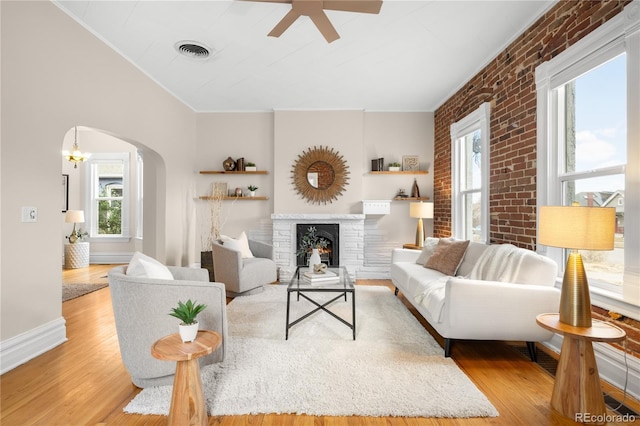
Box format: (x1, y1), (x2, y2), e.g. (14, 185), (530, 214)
(272, 213), (365, 282)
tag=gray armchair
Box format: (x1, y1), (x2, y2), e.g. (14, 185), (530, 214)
(108, 265), (227, 388)
(212, 239), (278, 296)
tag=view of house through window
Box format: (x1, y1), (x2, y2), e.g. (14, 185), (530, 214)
(457, 129), (483, 242)
(87, 153), (130, 239)
(557, 54), (626, 286)
(97, 163), (123, 235)
(451, 102), (489, 244)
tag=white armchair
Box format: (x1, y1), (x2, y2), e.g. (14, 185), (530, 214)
(108, 265), (228, 388)
(212, 239), (278, 296)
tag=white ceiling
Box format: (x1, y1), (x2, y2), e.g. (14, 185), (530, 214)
(53, 0), (555, 112)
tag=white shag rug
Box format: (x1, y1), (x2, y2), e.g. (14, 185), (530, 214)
(125, 285), (499, 418)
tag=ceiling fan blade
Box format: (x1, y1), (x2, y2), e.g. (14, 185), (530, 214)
(308, 10), (340, 43)
(268, 9), (302, 37)
(322, 0), (383, 14)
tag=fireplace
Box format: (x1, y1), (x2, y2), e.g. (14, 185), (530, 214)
(296, 223), (339, 266)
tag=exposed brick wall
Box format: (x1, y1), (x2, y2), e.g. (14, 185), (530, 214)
(433, 0), (638, 356)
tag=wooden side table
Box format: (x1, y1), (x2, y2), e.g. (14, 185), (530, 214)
(64, 242), (90, 269)
(402, 243), (422, 250)
(536, 313), (626, 423)
(151, 330), (222, 426)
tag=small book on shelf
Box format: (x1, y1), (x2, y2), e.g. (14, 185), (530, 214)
(303, 270), (337, 280)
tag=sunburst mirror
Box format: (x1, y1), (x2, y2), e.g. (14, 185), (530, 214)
(291, 145), (350, 204)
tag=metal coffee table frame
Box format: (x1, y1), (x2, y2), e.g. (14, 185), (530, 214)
(286, 266), (356, 340)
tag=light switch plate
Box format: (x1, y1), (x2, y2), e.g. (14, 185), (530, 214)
(22, 207), (37, 222)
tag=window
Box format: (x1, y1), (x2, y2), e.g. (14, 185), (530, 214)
(86, 153), (130, 241)
(451, 102), (490, 243)
(536, 3), (639, 314)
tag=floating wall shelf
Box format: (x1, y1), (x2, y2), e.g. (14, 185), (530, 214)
(393, 197), (430, 201)
(369, 171), (429, 175)
(199, 196), (269, 201)
(200, 171), (269, 175)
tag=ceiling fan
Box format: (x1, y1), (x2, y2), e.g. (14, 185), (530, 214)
(247, 0), (383, 43)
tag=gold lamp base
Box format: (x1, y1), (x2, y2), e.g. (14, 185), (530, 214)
(415, 218), (424, 248)
(559, 251), (592, 327)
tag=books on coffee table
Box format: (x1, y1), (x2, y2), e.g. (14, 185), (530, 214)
(302, 269), (339, 284)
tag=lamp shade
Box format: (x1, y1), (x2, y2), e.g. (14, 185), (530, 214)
(65, 210), (85, 224)
(538, 206), (615, 251)
(410, 202), (434, 219)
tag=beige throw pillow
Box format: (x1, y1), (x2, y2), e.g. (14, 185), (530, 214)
(415, 237), (450, 265)
(221, 231), (254, 258)
(424, 239), (470, 276)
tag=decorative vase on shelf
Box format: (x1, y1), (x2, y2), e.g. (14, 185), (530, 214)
(308, 248), (321, 268)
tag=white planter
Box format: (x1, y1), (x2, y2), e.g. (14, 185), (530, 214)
(179, 322), (199, 343)
(249, 191), (256, 197)
(388, 166), (401, 172)
(245, 166), (257, 172)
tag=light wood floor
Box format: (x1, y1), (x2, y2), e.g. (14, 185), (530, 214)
(1, 265), (638, 425)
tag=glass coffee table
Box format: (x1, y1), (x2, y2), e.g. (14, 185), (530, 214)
(286, 266), (356, 340)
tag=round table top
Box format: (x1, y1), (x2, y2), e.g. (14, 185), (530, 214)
(536, 313), (626, 342)
(151, 330), (222, 362)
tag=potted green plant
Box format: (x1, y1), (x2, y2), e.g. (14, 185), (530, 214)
(245, 162), (257, 172)
(247, 185), (258, 197)
(169, 299), (207, 342)
(388, 162), (401, 172)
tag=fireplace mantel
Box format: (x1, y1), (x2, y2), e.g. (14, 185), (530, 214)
(271, 213), (365, 281)
(271, 213), (365, 221)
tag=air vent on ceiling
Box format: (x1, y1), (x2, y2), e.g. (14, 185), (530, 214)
(175, 41), (213, 59)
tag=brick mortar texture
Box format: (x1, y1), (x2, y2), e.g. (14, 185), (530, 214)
(433, 0), (638, 356)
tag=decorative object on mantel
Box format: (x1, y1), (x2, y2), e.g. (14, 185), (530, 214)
(402, 155), (419, 171)
(409, 201), (433, 248)
(291, 145), (350, 204)
(222, 156), (236, 171)
(62, 126), (91, 168)
(245, 162), (257, 172)
(411, 178), (420, 198)
(65, 210), (87, 243)
(538, 203), (615, 327)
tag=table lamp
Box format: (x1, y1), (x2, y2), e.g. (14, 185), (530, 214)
(65, 210), (85, 244)
(538, 204), (615, 327)
(409, 201), (433, 248)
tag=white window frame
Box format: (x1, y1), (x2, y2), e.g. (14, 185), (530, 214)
(536, 2), (640, 318)
(85, 153), (131, 243)
(451, 102), (490, 243)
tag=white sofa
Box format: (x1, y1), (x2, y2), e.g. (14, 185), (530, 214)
(391, 238), (561, 360)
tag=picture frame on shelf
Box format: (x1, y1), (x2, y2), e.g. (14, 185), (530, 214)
(213, 182), (228, 198)
(62, 174), (69, 212)
(402, 155), (419, 171)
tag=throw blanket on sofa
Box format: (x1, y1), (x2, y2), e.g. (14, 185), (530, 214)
(467, 244), (526, 283)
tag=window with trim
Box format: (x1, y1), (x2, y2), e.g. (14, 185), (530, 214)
(451, 102), (490, 243)
(536, 3), (639, 311)
(85, 153), (130, 240)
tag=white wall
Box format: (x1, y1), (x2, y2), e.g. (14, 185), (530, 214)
(1, 1), (197, 362)
(0, 1), (435, 370)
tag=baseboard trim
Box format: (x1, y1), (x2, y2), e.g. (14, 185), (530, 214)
(0, 317), (67, 374)
(543, 334), (640, 400)
(89, 252), (133, 264)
